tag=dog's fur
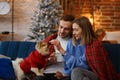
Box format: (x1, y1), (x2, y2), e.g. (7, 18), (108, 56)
(12, 58), (25, 80)
(12, 42), (51, 80)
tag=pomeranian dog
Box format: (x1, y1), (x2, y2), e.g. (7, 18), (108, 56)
(12, 41), (54, 80)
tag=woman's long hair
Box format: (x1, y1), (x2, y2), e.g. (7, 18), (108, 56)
(72, 16), (97, 45)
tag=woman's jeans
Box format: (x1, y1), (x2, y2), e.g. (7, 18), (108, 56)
(71, 68), (99, 80)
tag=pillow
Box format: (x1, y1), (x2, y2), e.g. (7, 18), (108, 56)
(0, 58), (15, 80)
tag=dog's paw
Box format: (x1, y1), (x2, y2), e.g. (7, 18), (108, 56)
(16, 58), (23, 63)
(36, 73), (44, 76)
(31, 68), (44, 76)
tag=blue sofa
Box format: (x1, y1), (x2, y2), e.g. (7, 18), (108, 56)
(0, 41), (120, 79)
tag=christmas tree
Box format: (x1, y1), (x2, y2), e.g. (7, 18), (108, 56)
(25, 0), (63, 41)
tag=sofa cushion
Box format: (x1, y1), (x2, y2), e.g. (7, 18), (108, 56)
(103, 43), (120, 73)
(0, 41), (36, 60)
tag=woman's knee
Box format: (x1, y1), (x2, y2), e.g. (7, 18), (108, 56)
(71, 68), (84, 80)
(71, 67), (82, 75)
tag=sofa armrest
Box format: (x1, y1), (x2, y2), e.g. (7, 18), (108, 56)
(103, 43), (120, 73)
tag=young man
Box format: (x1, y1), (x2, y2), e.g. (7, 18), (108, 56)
(33, 14), (75, 80)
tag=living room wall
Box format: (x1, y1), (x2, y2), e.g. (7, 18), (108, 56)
(0, 0), (120, 41)
(0, 0), (37, 41)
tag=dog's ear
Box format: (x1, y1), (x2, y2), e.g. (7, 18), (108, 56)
(35, 42), (49, 56)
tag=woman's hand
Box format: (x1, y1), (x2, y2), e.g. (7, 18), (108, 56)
(49, 39), (61, 50)
(49, 39), (65, 55)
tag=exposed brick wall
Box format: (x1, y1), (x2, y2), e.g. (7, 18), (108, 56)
(63, 0), (120, 31)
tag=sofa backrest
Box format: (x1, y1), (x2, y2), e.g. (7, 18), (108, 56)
(0, 41), (36, 60)
(0, 41), (119, 73)
(103, 43), (120, 73)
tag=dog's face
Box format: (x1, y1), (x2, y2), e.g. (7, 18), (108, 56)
(35, 42), (49, 56)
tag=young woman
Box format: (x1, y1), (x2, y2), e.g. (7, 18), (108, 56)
(50, 16), (119, 80)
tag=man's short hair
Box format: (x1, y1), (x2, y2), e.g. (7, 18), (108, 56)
(60, 14), (75, 22)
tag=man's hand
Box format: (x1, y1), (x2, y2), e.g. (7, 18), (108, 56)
(54, 71), (67, 79)
(48, 52), (57, 65)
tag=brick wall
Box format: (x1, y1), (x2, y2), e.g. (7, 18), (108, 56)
(62, 0), (120, 31)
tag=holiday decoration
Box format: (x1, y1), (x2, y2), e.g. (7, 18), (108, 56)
(25, 0), (63, 41)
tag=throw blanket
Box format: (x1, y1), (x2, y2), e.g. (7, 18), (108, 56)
(86, 39), (120, 80)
